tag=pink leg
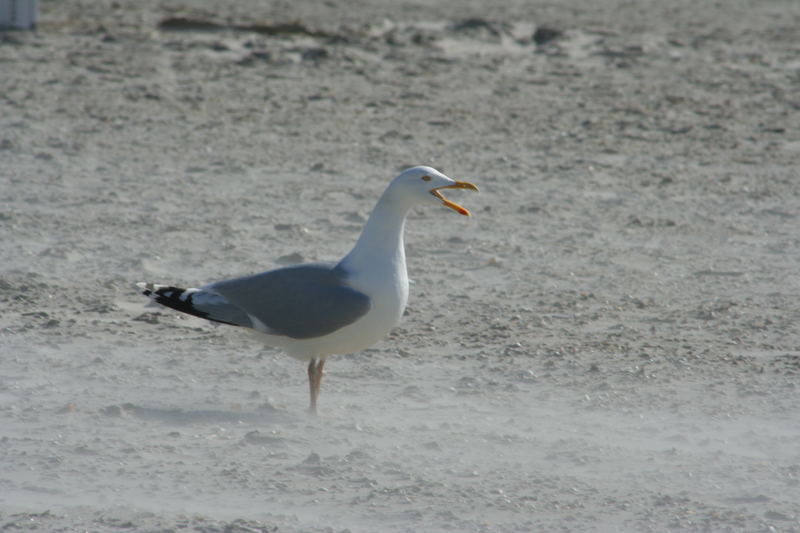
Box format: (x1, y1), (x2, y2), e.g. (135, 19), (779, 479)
(314, 358), (325, 405)
(307, 358), (326, 415)
(307, 358), (318, 414)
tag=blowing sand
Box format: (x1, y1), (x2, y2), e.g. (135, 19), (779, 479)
(1, 1), (799, 532)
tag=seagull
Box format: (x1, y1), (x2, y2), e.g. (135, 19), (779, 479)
(138, 166), (478, 414)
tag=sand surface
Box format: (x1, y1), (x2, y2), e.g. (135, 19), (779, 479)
(2, 1), (800, 531)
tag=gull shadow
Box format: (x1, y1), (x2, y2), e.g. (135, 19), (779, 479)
(100, 403), (294, 425)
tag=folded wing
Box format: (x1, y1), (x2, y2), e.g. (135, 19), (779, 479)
(201, 263), (371, 339)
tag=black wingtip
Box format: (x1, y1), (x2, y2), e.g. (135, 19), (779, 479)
(136, 282), (154, 297)
(138, 283), (240, 327)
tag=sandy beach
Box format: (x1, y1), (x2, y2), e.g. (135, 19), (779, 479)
(2, 1), (799, 531)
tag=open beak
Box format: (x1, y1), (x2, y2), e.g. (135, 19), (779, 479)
(430, 181), (480, 216)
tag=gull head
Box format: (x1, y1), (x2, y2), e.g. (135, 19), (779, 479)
(390, 166), (479, 216)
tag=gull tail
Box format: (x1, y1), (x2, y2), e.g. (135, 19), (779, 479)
(136, 282), (251, 328)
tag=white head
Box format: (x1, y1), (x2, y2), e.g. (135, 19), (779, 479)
(387, 165), (479, 216)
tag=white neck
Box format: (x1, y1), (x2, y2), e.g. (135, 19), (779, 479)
(339, 189), (410, 275)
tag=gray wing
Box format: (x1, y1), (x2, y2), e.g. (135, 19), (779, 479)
(203, 263), (371, 339)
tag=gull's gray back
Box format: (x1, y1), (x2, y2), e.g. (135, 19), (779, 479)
(204, 263), (371, 339)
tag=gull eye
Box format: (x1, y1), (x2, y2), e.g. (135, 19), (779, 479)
(421, 175), (432, 182)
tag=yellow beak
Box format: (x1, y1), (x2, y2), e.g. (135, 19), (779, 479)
(430, 181), (480, 216)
